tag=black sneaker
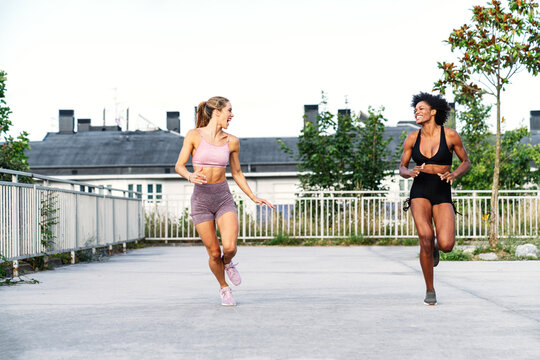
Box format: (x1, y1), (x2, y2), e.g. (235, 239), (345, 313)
(433, 238), (440, 267)
(424, 289), (437, 305)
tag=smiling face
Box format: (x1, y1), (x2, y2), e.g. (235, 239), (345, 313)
(216, 102), (234, 129)
(414, 101), (436, 124)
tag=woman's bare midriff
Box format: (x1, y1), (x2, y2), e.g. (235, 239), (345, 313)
(195, 166), (227, 183)
(419, 164), (451, 175)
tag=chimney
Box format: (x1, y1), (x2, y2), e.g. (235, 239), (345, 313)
(304, 105), (318, 128)
(167, 111), (180, 132)
(77, 119), (91, 132)
(358, 111), (369, 122)
(59, 110), (74, 134)
(531, 110), (540, 134)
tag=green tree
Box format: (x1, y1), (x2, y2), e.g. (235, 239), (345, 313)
(498, 127), (540, 187)
(280, 94), (392, 191)
(434, 0), (540, 248)
(453, 92), (539, 190)
(351, 107), (392, 190)
(452, 93), (494, 189)
(0, 70), (31, 182)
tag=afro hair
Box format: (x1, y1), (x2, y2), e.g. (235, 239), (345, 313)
(411, 92), (450, 125)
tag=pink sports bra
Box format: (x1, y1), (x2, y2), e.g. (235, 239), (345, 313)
(192, 129), (230, 168)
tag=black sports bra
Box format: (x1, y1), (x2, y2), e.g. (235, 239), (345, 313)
(412, 126), (453, 166)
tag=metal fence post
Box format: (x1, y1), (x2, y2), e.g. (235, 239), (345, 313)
(112, 198), (116, 243)
(73, 185), (79, 251)
(95, 195), (99, 249)
(242, 199), (246, 243)
(126, 194), (129, 242)
(34, 184), (40, 255)
(319, 191), (324, 238)
(11, 176), (20, 263)
(473, 191), (477, 237)
(12, 260), (20, 281)
(165, 198), (169, 240)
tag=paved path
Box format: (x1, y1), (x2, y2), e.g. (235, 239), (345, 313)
(1, 246), (540, 359)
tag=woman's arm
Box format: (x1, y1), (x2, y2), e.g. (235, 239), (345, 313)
(399, 131), (424, 179)
(228, 136), (274, 208)
(174, 130), (206, 184)
(438, 129), (470, 184)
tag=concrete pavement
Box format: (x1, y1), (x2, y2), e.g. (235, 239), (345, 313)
(1, 246), (540, 359)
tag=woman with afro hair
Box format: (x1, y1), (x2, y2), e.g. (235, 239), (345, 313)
(399, 92), (470, 305)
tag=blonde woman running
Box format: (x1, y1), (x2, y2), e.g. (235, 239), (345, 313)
(175, 96), (274, 306)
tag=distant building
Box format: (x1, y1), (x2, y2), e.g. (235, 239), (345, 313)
(26, 107), (539, 198)
(27, 110), (300, 199)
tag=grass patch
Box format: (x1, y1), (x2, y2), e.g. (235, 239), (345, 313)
(260, 235), (419, 246)
(441, 248), (473, 261)
(0, 261), (11, 278)
(344, 235), (377, 246)
(263, 234), (303, 246)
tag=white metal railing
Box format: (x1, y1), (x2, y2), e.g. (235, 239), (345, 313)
(0, 169), (145, 267)
(144, 189), (540, 242)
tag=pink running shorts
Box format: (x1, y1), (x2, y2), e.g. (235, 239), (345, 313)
(190, 180), (237, 225)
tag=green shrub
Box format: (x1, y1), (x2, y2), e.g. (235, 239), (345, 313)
(441, 248), (472, 261)
(393, 238), (418, 246)
(473, 246), (491, 255)
(345, 235), (377, 245)
(264, 234), (303, 246)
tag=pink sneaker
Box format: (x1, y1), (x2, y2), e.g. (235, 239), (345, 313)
(219, 286), (236, 306)
(224, 261), (242, 286)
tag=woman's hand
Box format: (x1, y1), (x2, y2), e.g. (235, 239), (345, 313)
(252, 196), (275, 209)
(409, 163), (425, 178)
(188, 168), (207, 184)
(437, 171), (455, 184)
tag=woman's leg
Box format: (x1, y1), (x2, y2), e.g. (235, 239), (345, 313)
(432, 203), (456, 253)
(410, 198), (435, 291)
(217, 211), (241, 287)
(217, 212), (239, 265)
(195, 220), (228, 288)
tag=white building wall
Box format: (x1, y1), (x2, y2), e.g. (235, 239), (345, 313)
(48, 172), (301, 202)
(47, 171), (410, 201)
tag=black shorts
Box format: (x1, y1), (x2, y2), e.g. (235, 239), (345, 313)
(409, 172), (452, 205)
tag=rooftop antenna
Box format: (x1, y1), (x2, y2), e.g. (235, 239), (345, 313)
(137, 114), (160, 129)
(114, 87), (122, 127)
(137, 113), (182, 137)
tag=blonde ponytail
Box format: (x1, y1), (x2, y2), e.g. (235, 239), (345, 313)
(195, 96), (230, 128)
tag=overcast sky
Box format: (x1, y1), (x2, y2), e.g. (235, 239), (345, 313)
(1, 0), (538, 141)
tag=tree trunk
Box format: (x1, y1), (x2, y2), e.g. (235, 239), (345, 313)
(488, 88), (501, 249)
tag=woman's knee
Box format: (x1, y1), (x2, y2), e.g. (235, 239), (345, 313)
(207, 247), (222, 262)
(418, 233), (434, 250)
(437, 236), (455, 253)
(222, 245), (237, 258)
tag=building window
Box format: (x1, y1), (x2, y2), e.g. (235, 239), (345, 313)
(128, 184), (134, 198)
(148, 184), (153, 200)
(156, 184), (162, 200)
(136, 184), (142, 199)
